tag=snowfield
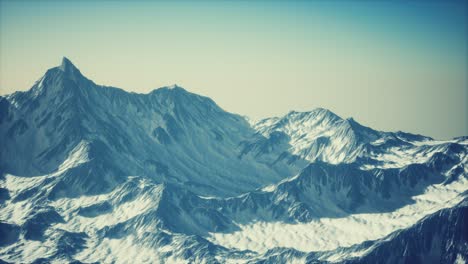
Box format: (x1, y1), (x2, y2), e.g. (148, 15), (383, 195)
(208, 177), (468, 253)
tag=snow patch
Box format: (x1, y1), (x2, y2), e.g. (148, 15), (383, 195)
(208, 178), (468, 253)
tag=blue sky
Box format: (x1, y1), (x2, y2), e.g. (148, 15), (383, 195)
(0, 0), (466, 139)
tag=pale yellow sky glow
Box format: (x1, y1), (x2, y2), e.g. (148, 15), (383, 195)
(0, 1), (466, 139)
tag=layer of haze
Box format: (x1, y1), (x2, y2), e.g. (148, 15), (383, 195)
(0, 1), (466, 139)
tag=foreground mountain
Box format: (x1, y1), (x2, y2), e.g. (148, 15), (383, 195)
(0, 58), (304, 198)
(0, 58), (466, 263)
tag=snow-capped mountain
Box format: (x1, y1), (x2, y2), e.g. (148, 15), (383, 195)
(252, 109), (378, 164)
(0, 58), (302, 198)
(251, 109), (440, 167)
(0, 58), (467, 263)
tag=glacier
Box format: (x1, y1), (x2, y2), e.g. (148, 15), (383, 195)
(0, 57), (467, 263)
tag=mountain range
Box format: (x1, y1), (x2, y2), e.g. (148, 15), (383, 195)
(0, 58), (467, 263)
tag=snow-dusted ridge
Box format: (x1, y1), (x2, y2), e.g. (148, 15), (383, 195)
(0, 58), (467, 263)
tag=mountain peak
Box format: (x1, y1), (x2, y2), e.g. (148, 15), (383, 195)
(167, 84), (179, 89)
(284, 108), (341, 122)
(59, 57), (76, 71)
(310, 107), (340, 117)
(166, 84), (189, 93)
(58, 57), (84, 79)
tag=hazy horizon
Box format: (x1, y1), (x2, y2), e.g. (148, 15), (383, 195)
(0, 1), (466, 139)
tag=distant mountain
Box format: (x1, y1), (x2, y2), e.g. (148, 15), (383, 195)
(0, 58), (466, 263)
(251, 109), (435, 166)
(252, 109), (379, 164)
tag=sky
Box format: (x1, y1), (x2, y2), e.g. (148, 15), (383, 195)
(0, 0), (466, 139)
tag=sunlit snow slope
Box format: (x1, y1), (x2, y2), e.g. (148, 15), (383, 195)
(0, 58), (467, 263)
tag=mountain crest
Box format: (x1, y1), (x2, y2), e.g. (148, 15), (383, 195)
(57, 57), (85, 81)
(59, 57), (73, 70)
(284, 108), (342, 123)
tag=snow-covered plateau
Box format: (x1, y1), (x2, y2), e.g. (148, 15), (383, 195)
(0, 58), (467, 263)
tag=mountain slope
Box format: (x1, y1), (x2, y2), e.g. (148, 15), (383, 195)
(296, 194), (468, 264)
(341, 197), (468, 264)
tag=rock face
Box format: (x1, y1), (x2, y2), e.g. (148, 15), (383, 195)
(0, 58), (467, 263)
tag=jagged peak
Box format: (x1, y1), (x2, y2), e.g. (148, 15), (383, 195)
(17, 57), (95, 100)
(54, 56), (88, 83)
(59, 57), (79, 73)
(284, 107), (342, 122)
